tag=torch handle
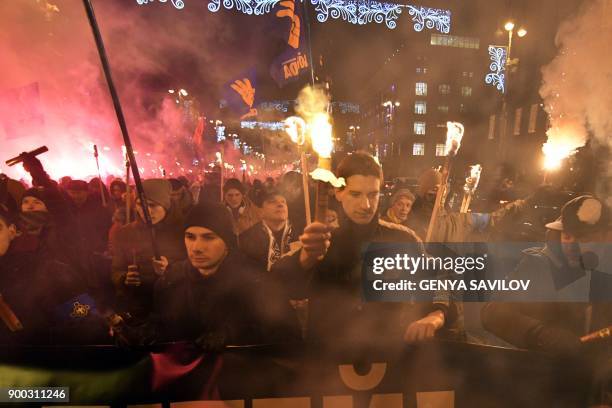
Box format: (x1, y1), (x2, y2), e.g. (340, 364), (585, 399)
(314, 181), (329, 223)
(300, 150), (312, 225)
(5, 146), (49, 166)
(425, 157), (452, 242)
(82, 0), (159, 259)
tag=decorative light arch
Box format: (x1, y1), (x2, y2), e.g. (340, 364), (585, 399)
(485, 45), (506, 94)
(135, 0), (451, 33)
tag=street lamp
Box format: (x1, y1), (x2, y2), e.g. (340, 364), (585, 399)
(498, 21), (526, 160)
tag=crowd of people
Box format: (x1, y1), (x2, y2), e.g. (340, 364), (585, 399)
(0, 149), (610, 364)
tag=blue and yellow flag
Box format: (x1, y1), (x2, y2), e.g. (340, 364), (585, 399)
(222, 68), (258, 120)
(269, 0), (310, 87)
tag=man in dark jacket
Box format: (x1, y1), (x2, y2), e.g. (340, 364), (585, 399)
(151, 202), (299, 346)
(271, 152), (457, 348)
(111, 179), (186, 320)
(481, 195), (612, 355)
(0, 206), (110, 345)
(239, 187), (299, 271)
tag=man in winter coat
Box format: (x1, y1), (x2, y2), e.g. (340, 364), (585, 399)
(271, 152), (458, 349)
(239, 187), (299, 271)
(481, 195), (612, 355)
(111, 179), (186, 320)
(150, 202), (299, 347)
(223, 178), (261, 235)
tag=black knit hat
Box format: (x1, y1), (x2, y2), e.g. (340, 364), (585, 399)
(546, 195), (609, 238)
(223, 178), (245, 195)
(183, 202), (236, 247)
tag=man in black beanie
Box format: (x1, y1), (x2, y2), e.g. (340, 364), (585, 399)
(150, 202), (298, 348)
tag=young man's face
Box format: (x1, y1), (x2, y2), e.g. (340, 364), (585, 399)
(335, 175), (380, 225)
(262, 195), (288, 225)
(0, 219), (17, 257)
(391, 197), (413, 222)
(136, 199), (167, 225)
(21, 196), (48, 213)
(224, 189), (243, 209)
(184, 226), (228, 272)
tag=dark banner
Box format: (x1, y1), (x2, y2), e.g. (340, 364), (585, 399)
(0, 341), (600, 406)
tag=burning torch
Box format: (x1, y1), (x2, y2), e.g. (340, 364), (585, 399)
(308, 113), (345, 223)
(425, 121), (464, 242)
(92, 144), (108, 207)
(460, 164), (482, 213)
(285, 116), (312, 225)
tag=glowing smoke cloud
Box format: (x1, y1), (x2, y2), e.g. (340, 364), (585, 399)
(0, 1), (231, 182)
(540, 0), (612, 169)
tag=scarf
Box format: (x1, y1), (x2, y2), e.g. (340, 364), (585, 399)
(385, 208), (403, 225)
(262, 221), (292, 271)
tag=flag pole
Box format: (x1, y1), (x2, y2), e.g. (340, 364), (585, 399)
(81, 0), (159, 258)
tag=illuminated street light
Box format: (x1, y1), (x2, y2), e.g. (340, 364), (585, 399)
(179, 89), (188, 96)
(517, 28), (527, 37)
(395, 102), (400, 107)
(168, 89), (175, 94)
(504, 21), (515, 31)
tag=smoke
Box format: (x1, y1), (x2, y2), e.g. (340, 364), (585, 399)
(0, 0), (233, 182)
(539, 0), (612, 162)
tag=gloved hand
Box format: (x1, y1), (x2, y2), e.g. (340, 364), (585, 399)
(195, 329), (227, 353)
(21, 153), (44, 174)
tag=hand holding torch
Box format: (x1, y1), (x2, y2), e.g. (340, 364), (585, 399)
(5, 146), (49, 167)
(425, 122), (464, 242)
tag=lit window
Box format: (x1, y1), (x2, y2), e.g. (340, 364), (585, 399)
(459, 104), (467, 113)
(414, 122), (426, 135)
(430, 34), (480, 49)
(488, 114), (496, 140)
(435, 144), (446, 156)
(461, 86), (472, 97)
(415, 101), (427, 115)
(514, 108), (523, 135)
(438, 84), (451, 94)
(413, 143), (425, 156)
(415, 82), (428, 96)
(438, 105), (449, 113)
(469, 71), (474, 78)
(528, 104), (538, 133)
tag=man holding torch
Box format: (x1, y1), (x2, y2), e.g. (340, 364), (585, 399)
(271, 151), (458, 347)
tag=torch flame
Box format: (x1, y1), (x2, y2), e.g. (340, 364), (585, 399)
(309, 113), (333, 159)
(445, 122), (464, 156)
(464, 164), (482, 193)
(541, 125), (583, 170)
(284, 116), (307, 145)
(542, 141), (576, 170)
